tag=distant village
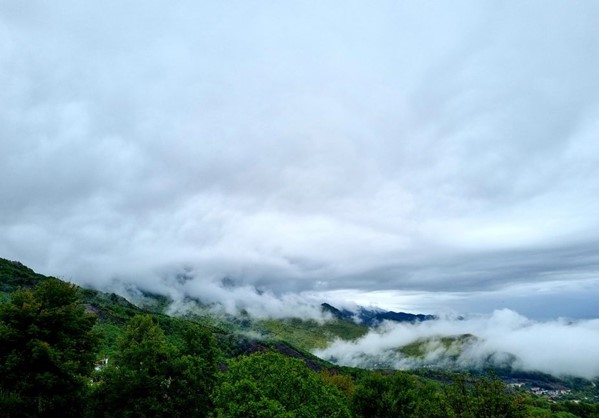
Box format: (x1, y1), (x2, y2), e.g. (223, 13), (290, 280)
(508, 382), (572, 400)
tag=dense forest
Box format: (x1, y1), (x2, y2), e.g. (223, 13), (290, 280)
(1, 258), (598, 417)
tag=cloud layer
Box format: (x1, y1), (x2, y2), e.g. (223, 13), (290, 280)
(2, 1), (599, 317)
(315, 309), (599, 379)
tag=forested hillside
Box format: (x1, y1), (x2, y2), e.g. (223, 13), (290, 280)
(1, 258), (598, 417)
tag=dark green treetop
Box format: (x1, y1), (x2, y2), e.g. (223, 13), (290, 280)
(0, 279), (99, 417)
(91, 314), (217, 418)
(214, 351), (351, 418)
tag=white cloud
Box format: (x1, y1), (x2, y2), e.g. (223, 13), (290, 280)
(315, 309), (599, 379)
(1, 1), (599, 318)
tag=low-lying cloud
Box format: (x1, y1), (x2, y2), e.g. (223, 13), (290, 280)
(314, 309), (599, 379)
(99, 269), (331, 321)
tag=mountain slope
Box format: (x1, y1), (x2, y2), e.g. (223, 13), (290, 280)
(0, 258), (335, 368)
(0, 259), (50, 292)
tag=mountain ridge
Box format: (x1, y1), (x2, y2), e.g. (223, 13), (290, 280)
(321, 302), (436, 326)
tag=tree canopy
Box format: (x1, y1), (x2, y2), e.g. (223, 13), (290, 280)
(91, 314), (217, 418)
(214, 351), (351, 418)
(0, 279), (99, 417)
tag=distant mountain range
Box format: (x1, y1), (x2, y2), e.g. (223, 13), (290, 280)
(321, 302), (436, 326)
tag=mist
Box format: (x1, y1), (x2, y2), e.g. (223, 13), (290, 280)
(314, 309), (599, 379)
(96, 268), (332, 321)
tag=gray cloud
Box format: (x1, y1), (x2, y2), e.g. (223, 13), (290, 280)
(2, 1), (599, 318)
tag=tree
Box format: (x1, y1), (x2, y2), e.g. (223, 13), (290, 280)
(213, 352), (351, 418)
(351, 373), (395, 417)
(91, 314), (217, 417)
(442, 373), (526, 418)
(351, 371), (446, 418)
(319, 369), (356, 398)
(0, 279), (99, 417)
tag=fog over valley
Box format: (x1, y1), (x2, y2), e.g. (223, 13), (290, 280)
(316, 309), (599, 380)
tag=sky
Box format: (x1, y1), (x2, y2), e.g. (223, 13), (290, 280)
(2, 1), (599, 319)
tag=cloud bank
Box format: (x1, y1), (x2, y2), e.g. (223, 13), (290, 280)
(108, 270), (330, 321)
(2, 1), (599, 317)
(315, 309), (599, 379)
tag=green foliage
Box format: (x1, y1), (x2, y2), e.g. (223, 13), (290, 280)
(80, 288), (144, 323)
(523, 405), (552, 417)
(551, 400), (599, 418)
(91, 314), (217, 418)
(552, 412), (580, 418)
(442, 373), (527, 418)
(320, 369), (357, 397)
(214, 351), (351, 417)
(0, 258), (49, 291)
(351, 371), (447, 418)
(0, 279), (99, 417)
(350, 371), (533, 418)
(93, 322), (125, 357)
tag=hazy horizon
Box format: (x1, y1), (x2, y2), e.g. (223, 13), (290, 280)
(2, 1), (599, 320)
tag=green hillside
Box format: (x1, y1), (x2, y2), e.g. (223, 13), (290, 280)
(0, 259), (50, 292)
(2, 257), (598, 417)
(0, 257), (369, 375)
(398, 334), (478, 359)
(125, 288), (369, 352)
(258, 317), (369, 350)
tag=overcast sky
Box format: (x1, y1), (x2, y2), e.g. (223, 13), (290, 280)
(2, 1), (599, 318)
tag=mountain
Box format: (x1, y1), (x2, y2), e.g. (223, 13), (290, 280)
(0, 258), (433, 357)
(321, 302), (436, 326)
(2, 256), (599, 409)
(0, 258), (328, 366)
